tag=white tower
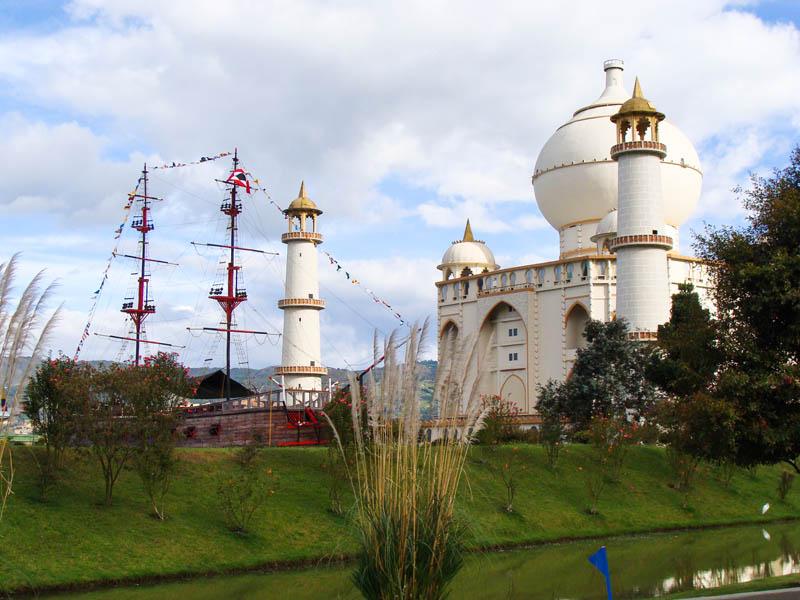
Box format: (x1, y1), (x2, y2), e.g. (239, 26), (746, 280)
(608, 78), (673, 339)
(276, 182), (327, 391)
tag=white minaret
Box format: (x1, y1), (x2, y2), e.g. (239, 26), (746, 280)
(276, 182), (327, 391)
(609, 78), (673, 339)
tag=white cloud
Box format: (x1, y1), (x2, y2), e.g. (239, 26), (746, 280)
(1, 0), (799, 366)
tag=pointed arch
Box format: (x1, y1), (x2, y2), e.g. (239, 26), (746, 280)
(472, 300), (530, 412)
(565, 301), (590, 350)
(500, 374), (526, 410)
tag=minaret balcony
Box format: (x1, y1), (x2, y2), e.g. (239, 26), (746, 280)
(274, 365), (329, 376)
(281, 231), (323, 244)
(627, 330), (659, 342)
(610, 140), (667, 159)
(277, 297), (326, 310)
(608, 234), (673, 251)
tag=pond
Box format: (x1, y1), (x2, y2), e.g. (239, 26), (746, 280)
(48, 521), (800, 599)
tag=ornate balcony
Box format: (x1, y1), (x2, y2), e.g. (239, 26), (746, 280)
(627, 330), (659, 341)
(608, 234), (673, 251)
(274, 365), (329, 376)
(277, 297), (326, 309)
(281, 231), (323, 244)
(610, 140), (667, 158)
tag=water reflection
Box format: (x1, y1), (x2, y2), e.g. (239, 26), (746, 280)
(49, 521), (800, 600)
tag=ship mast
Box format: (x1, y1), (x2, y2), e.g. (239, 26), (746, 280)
(122, 164), (157, 365)
(95, 164), (183, 361)
(196, 150), (279, 402)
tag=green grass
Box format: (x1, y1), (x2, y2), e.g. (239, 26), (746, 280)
(0, 444), (797, 594)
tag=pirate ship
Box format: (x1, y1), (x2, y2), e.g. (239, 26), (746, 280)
(90, 151), (335, 447)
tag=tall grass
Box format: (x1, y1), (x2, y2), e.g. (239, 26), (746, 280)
(329, 321), (484, 599)
(0, 254), (61, 518)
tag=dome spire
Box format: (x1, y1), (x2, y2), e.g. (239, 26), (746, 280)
(632, 76), (643, 98)
(462, 219), (475, 242)
(298, 180), (306, 198)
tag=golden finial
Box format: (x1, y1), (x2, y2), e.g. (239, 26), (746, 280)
(298, 180), (306, 198)
(632, 76), (643, 98)
(611, 76), (664, 122)
(463, 219), (475, 242)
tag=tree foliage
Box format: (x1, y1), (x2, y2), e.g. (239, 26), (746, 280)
(538, 319), (657, 431)
(129, 353), (192, 520)
(695, 146), (800, 471)
(23, 356), (88, 498)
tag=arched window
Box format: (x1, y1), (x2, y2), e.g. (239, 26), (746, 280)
(454, 282), (461, 299)
(537, 268), (545, 285)
(525, 269), (533, 284)
(554, 265), (562, 283)
(501, 273), (508, 288)
(566, 263), (574, 281)
(509, 272), (517, 286)
(440, 285), (447, 302)
(581, 261), (589, 278)
(477, 278), (484, 291)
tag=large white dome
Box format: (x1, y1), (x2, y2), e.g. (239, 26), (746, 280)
(532, 60), (702, 231)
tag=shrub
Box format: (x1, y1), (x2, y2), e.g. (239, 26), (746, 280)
(24, 356), (86, 500)
(589, 416), (636, 483)
(778, 470), (795, 502)
(334, 322), (483, 600)
(129, 353), (192, 520)
(475, 395), (520, 445)
(498, 447), (523, 513)
(538, 382), (565, 470)
(217, 444), (276, 533)
(585, 468), (606, 516)
(715, 459), (736, 488)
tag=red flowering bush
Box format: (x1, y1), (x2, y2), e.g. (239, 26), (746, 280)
(475, 395), (521, 445)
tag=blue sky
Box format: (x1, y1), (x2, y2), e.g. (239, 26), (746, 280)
(1, 0), (799, 370)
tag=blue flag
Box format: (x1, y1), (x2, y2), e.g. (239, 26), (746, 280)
(588, 546), (613, 600)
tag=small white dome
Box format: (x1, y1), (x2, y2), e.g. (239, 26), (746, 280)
(438, 220), (498, 278)
(532, 60), (702, 232)
(591, 209), (617, 242)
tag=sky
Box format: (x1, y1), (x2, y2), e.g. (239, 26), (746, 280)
(1, 0), (799, 371)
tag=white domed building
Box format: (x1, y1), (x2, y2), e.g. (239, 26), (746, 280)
(436, 60), (714, 415)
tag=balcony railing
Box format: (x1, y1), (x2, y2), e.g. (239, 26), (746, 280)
(608, 234), (673, 251)
(278, 297), (326, 309)
(274, 365), (329, 376)
(610, 140), (667, 157)
(281, 231), (323, 243)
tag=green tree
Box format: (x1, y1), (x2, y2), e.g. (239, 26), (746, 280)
(23, 356), (87, 499)
(129, 353), (192, 520)
(537, 381), (565, 469)
(539, 319), (657, 431)
(695, 146), (800, 472)
(647, 284), (735, 482)
(647, 283), (721, 398)
(81, 364), (136, 506)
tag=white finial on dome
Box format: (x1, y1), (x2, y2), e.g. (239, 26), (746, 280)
(532, 59), (703, 255)
(583, 59), (628, 112)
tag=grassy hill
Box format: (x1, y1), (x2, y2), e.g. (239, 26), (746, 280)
(1, 444), (797, 594)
